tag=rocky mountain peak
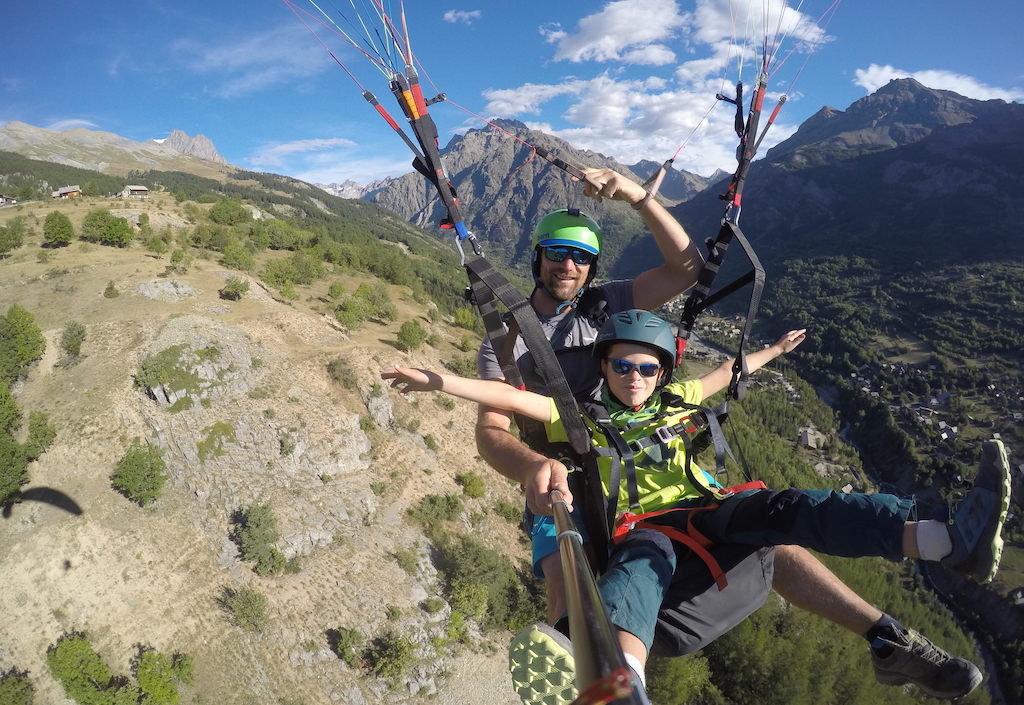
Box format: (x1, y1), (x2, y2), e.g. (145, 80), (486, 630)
(157, 129), (226, 163)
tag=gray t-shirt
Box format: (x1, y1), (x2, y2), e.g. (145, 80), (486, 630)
(476, 280), (634, 399)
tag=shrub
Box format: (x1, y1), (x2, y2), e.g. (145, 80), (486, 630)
(393, 547), (418, 573)
(23, 411), (56, 461)
(0, 668), (34, 705)
(421, 597), (446, 614)
(396, 320), (426, 352)
(365, 631), (415, 683)
(422, 434), (438, 451)
(196, 421), (235, 462)
(103, 280), (120, 298)
(135, 649), (193, 705)
(385, 605), (402, 621)
(219, 277), (250, 301)
(219, 586), (268, 632)
(111, 440), (167, 506)
(0, 304), (46, 386)
(47, 632), (128, 703)
(0, 432), (28, 505)
(208, 198), (251, 226)
(492, 498), (522, 524)
(0, 217), (26, 257)
(455, 472), (485, 498)
(453, 307), (481, 331)
(59, 320), (86, 361)
(442, 356), (477, 378)
(326, 358), (356, 390)
(221, 241), (254, 271)
(408, 493), (462, 525)
(235, 503), (286, 575)
(327, 627), (363, 668)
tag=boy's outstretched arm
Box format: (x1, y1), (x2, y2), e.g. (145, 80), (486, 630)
(698, 329), (806, 401)
(381, 365), (552, 423)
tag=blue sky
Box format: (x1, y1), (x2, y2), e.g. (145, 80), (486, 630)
(3, 0), (1023, 184)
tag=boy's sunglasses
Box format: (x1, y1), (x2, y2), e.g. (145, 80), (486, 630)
(542, 246), (595, 266)
(607, 358), (661, 378)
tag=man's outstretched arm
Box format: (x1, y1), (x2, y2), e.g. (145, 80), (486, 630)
(581, 167), (705, 311)
(475, 405), (573, 515)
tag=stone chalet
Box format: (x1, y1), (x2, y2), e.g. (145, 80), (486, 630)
(119, 185), (149, 199)
(0, 194), (17, 205)
(52, 185), (81, 199)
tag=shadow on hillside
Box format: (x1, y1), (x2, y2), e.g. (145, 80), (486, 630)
(2, 486), (83, 519)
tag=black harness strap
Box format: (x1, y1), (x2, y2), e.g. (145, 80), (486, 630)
(464, 257), (591, 456)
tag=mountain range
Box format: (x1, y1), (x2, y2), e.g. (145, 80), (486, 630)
(0, 122), (228, 179)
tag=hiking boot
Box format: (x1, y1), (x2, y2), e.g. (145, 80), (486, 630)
(508, 622), (577, 705)
(941, 439), (1012, 583)
(872, 627), (982, 699)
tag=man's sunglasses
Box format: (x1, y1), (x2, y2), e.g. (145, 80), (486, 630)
(542, 246), (595, 266)
(607, 358), (662, 377)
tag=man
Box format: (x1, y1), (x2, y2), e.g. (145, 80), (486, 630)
(475, 168), (983, 701)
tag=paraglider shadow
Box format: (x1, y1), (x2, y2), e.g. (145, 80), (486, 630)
(2, 486), (83, 519)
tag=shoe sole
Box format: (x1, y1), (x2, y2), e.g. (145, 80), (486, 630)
(508, 623), (577, 705)
(975, 439), (1012, 583)
(875, 668), (983, 699)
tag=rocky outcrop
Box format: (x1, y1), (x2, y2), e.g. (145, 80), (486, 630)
(159, 129), (226, 163)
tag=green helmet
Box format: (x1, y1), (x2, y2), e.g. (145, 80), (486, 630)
(531, 208), (603, 254)
(594, 309), (680, 387)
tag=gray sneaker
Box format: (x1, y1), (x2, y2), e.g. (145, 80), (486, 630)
(942, 439), (1012, 583)
(872, 628), (982, 699)
(508, 622), (577, 705)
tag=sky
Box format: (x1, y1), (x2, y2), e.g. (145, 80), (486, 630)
(3, 0), (1023, 185)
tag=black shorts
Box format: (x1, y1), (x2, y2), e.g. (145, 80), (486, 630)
(652, 543), (775, 657)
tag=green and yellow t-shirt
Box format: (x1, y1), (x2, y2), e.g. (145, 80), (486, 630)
(545, 380), (724, 515)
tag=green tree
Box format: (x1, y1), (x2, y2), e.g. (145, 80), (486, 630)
(43, 210), (74, 247)
(0, 431), (29, 505)
(219, 586), (268, 632)
(111, 440), (167, 506)
(147, 234), (169, 257)
(23, 411), (56, 461)
(0, 216), (27, 256)
(219, 277), (250, 301)
(135, 649), (191, 705)
(0, 304), (46, 386)
(59, 320), (86, 361)
(102, 216), (134, 247)
(0, 668), (34, 705)
(0, 383), (20, 435)
(80, 208), (114, 242)
(396, 320), (427, 351)
(47, 632), (137, 704)
(221, 241), (254, 271)
(235, 503), (286, 575)
(208, 197), (251, 226)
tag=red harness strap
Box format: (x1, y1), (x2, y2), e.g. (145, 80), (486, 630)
(611, 481), (768, 592)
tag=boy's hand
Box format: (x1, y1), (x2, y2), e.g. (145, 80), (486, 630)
(380, 365), (442, 394)
(524, 457), (573, 516)
(774, 329), (807, 354)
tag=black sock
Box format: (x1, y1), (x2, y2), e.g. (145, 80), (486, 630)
(865, 614), (906, 657)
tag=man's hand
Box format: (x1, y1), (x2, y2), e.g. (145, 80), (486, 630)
(580, 167), (647, 206)
(523, 457), (574, 516)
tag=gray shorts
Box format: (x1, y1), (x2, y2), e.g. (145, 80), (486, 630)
(652, 543), (775, 657)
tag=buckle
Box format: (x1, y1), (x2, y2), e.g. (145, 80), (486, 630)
(628, 440), (643, 453)
(653, 425), (676, 443)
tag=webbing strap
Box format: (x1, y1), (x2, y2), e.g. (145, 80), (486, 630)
(464, 257), (591, 455)
(614, 506), (727, 591)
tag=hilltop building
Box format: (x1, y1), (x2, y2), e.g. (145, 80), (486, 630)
(52, 185), (81, 199)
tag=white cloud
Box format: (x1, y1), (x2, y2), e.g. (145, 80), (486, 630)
(854, 64), (1024, 102)
(174, 26), (327, 98)
(548, 0), (686, 64)
(443, 9), (481, 24)
(483, 82), (586, 116)
(249, 137), (358, 168)
(47, 119), (100, 131)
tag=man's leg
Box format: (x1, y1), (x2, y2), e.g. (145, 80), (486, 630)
(771, 544), (981, 699)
